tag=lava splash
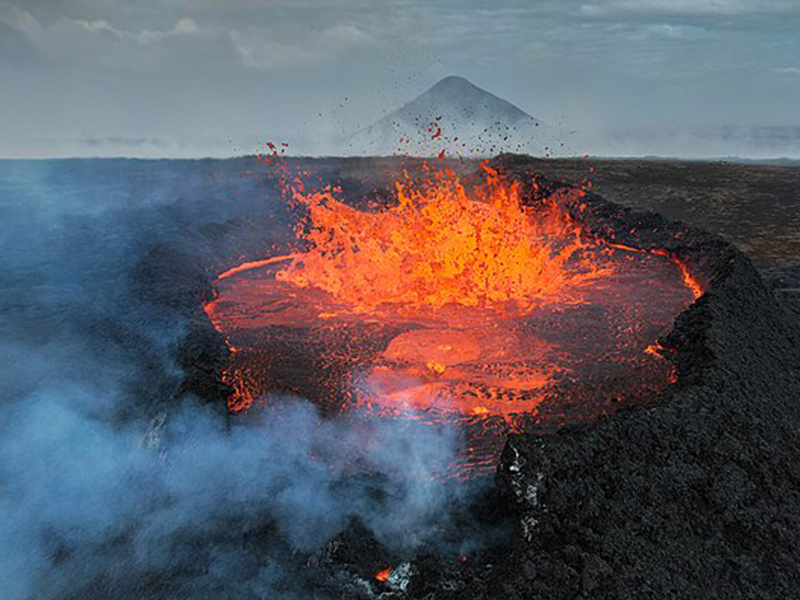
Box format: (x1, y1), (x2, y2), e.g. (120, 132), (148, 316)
(275, 165), (609, 317)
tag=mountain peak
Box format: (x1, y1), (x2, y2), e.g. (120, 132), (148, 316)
(347, 76), (553, 157)
(430, 75), (477, 91)
(422, 76), (507, 107)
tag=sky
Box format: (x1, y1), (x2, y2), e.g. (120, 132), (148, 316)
(1, 0), (799, 157)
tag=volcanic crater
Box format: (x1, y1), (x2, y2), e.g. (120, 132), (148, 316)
(143, 154), (800, 599)
(199, 156), (705, 478)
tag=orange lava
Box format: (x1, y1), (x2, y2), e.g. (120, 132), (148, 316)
(203, 165), (701, 475)
(274, 165), (611, 317)
(364, 327), (555, 417)
(375, 567), (392, 582)
(217, 254), (302, 281)
(605, 242), (704, 301)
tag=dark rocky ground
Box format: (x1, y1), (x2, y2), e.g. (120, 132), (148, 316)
(516, 156), (800, 268)
(489, 156), (800, 600)
(131, 154), (800, 599)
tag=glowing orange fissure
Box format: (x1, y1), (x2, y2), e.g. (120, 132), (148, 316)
(216, 254), (303, 281)
(604, 242), (704, 301)
(270, 165), (613, 317)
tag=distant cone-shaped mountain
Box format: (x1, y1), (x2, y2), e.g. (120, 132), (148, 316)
(346, 76), (555, 157)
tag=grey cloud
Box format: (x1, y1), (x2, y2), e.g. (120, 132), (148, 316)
(580, 0), (796, 18)
(645, 23), (706, 38)
(1, 1), (376, 72)
(0, 20), (43, 64)
(0, 2), (42, 36)
(0, 0), (798, 157)
(0, 4), (206, 68)
(230, 22), (373, 70)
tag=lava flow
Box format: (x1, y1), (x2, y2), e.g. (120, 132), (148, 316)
(204, 165), (700, 476)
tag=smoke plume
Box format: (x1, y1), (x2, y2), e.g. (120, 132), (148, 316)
(0, 160), (479, 599)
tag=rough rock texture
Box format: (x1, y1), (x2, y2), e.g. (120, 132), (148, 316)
(493, 155), (800, 600)
(762, 264), (800, 318)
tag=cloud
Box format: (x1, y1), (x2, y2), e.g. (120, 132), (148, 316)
(642, 23), (706, 39)
(0, 2), (42, 36)
(230, 23), (373, 70)
(50, 14), (201, 46)
(773, 66), (800, 76)
(580, 0), (793, 17)
(135, 17), (199, 44)
(2, 0), (800, 155)
(0, 3), (203, 67)
(320, 23), (372, 46)
(1, 1), (372, 72)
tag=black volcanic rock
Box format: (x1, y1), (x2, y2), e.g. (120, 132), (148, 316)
(762, 264), (800, 317)
(492, 155), (800, 600)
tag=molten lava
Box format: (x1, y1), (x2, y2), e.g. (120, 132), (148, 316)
(204, 165), (701, 476)
(275, 166), (608, 317)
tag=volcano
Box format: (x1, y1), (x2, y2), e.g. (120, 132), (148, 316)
(346, 76), (555, 157)
(132, 153), (800, 600)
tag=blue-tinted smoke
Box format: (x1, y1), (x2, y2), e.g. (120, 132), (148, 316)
(0, 160), (471, 600)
